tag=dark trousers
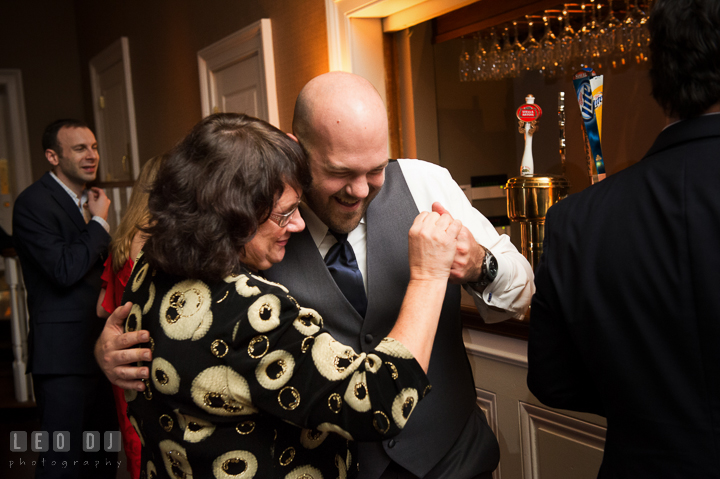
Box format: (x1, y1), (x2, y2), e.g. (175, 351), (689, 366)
(380, 461), (493, 479)
(33, 374), (119, 479)
(378, 407), (499, 479)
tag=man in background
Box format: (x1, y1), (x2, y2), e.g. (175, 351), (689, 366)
(97, 73), (535, 478)
(527, 0), (720, 477)
(14, 119), (117, 478)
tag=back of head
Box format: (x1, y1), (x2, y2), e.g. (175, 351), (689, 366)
(110, 153), (166, 271)
(42, 119), (89, 154)
(649, 0), (720, 119)
(143, 113), (307, 282)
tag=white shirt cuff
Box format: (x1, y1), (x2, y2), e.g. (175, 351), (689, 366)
(92, 216), (110, 233)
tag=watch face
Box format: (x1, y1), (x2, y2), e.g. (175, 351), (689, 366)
(487, 254), (498, 279)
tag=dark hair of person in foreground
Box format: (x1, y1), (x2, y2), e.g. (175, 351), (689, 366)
(142, 113), (308, 283)
(649, 0), (720, 119)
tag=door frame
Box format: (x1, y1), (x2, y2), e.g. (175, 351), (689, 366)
(324, 0), (478, 95)
(197, 19), (279, 128)
(89, 37), (141, 180)
(0, 69), (32, 199)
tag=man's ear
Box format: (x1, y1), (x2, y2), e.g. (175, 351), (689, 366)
(287, 133), (299, 144)
(45, 149), (60, 167)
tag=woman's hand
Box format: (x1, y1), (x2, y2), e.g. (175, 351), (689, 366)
(408, 206), (463, 283)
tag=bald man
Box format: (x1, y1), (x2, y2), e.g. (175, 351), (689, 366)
(97, 72), (534, 479)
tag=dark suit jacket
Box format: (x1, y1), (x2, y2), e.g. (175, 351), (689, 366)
(528, 114), (720, 478)
(13, 172), (110, 375)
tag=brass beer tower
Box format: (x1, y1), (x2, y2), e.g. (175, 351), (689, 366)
(506, 94), (569, 269)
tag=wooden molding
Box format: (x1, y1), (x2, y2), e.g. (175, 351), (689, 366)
(434, 0), (565, 43)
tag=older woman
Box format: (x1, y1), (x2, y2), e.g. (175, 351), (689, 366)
(123, 113), (461, 479)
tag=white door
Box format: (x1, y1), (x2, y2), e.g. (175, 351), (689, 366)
(214, 53), (263, 118)
(0, 86), (15, 235)
(90, 37), (140, 182)
(0, 71), (32, 235)
(95, 61), (131, 181)
(198, 19), (279, 127)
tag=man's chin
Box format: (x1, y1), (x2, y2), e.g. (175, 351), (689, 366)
(326, 211), (364, 234)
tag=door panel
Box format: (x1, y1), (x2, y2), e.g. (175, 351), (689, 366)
(0, 85), (15, 234)
(97, 60), (131, 182)
(214, 53), (263, 118)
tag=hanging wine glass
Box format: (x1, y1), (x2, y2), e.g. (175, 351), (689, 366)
(459, 37), (472, 82)
(511, 21), (526, 76)
(473, 35), (487, 81)
(592, 2), (607, 66)
(600, 0), (622, 62)
(557, 5), (575, 71)
(639, 7), (652, 62)
(522, 16), (541, 72)
(500, 26), (516, 79)
(485, 28), (503, 80)
(570, 4), (589, 70)
(633, 1), (649, 62)
(539, 13), (558, 78)
(620, 0), (639, 61)
(583, 1), (602, 67)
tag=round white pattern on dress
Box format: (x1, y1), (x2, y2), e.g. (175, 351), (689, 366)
(160, 280), (213, 341)
(391, 388), (419, 429)
(125, 303), (143, 333)
(317, 422), (353, 441)
(311, 333), (364, 381)
(128, 415), (144, 446)
(191, 365), (257, 416)
(344, 371), (371, 412)
(159, 440), (192, 479)
(143, 282), (156, 314)
(299, 428), (329, 450)
(363, 354), (382, 374)
(174, 409), (216, 443)
(212, 450), (258, 479)
(131, 262), (150, 292)
(284, 464), (323, 479)
(224, 274), (262, 298)
(293, 308), (323, 336)
(151, 357), (181, 395)
(374, 337), (414, 359)
(255, 349), (295, 390)
(247, 294), (282, 333)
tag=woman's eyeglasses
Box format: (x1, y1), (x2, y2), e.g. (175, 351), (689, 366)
(269, 203), (300, 227)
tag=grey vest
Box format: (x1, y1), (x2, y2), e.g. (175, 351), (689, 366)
(265, 161), (479, 477)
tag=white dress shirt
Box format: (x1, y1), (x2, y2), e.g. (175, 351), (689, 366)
(49, 172), (110, 233)
(302, 158), (534, 323)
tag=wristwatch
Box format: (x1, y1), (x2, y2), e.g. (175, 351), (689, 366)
(468, 247), (498, 290)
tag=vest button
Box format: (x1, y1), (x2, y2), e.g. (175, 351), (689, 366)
(365, 334), (373, 344)
(388, 439), (396, 448)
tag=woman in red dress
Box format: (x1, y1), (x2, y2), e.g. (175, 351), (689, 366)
(96, 154), (164, 479)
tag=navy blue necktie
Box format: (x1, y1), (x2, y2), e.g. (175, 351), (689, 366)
(324, 230), (367, 317)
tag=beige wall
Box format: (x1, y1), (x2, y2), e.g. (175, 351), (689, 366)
(3, 0), (328, 182)
(0, 0), (86, 181)
(73, 0), (329, 166)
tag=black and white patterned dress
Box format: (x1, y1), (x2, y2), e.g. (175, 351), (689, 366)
(123, 252), (431, 479)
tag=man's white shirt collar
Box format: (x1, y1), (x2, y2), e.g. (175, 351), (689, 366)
(49, 171), (109, 232)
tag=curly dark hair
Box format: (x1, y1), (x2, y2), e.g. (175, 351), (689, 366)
(42, 119), (90, 154)
(649, 0), (720, 119)
(142, 113), (308, 282)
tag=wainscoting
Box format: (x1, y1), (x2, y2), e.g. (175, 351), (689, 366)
(465, 328), (607, 479)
